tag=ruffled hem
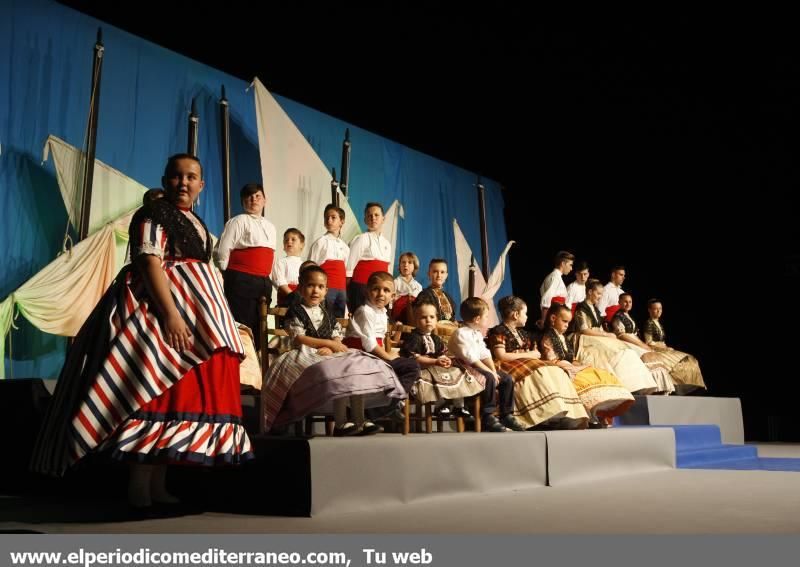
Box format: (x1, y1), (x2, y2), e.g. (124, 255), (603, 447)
(100, 417), (253, 466)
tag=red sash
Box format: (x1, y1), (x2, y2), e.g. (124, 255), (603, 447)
(605, 305), (622, 322)
(227, 247), (274, 277)
(352, 259), (389, 285)
(320, 259), (347, 290)
(391, 294), (414, 323)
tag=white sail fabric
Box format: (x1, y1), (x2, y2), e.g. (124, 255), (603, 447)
(453, 219), (514, 327)
(252, 78), (401, 272)
(42, 135), (147, 235)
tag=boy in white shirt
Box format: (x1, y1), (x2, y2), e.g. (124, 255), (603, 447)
(308, 204), (349, 318)
(448, 298), (526, 432)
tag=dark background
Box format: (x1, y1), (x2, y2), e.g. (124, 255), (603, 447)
(55, 4), (798, 440)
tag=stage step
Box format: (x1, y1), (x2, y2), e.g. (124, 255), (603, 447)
(309, 433), (548, 515)
(615, 396), (744, 444)
(670, 424), (800, 471)
(545, 427), (675, 487)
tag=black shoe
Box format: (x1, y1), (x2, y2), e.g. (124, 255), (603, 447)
(588, 419), (605, 429)
(333, 422), (359, 437)
(357, 421), (384, 436)
(482, 414), (507, 432)
(501, 415), (527, 431)
(434, 406), (452, 418)
(451, 407), (475, 424)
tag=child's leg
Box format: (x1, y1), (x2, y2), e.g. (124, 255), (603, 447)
(495, 371), (515, 418)
(496, 371), (526, 431)
(151, 464), (179, 504)
(128, 463), (153, 508)
(334, 398), (350, 427)
(350, 395), (365, 426)
(473, 369), (497, 417)
(388, 357), (421, 394)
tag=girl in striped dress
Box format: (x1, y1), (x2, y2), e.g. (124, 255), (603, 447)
(32, 154), (253, 510)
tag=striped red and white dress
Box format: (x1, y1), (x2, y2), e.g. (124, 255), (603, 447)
(32, 204), (253, 475)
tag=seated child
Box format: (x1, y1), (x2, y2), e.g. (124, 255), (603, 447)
(392, 251), (423, 324)
(415, 258), (458, 329)
(643, 298), (706, 394)
(400, 300), (483, 419)
(448, 298), (526, 432)
(343, 271), (421, 418)
(488, 296), (589, 430)
(540, 303), (635, 426)
(261, 266), (405, 435)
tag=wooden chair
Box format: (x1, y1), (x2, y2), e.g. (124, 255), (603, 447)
(385, 323), (481, 433)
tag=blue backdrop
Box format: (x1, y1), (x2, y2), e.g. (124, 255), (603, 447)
(0, 0), (512, 378)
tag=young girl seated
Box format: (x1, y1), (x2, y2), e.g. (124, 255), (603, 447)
(610, 293), (675, 395)
(643, 298), (706, 394)
(488, 296), (589, 430)
(571, 279), (659, 394)
(343, 272), (421, 410)
(541, 303), (635, 426)
(400, 300), (483, 419)
(415, 259), (458, 329)
(448, 298), (526, 432)
(261, 266), (406, 435)
(392, 252), (423, 324)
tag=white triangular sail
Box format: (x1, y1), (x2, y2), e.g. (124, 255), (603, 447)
(453, 219), (514, 327)
(252, 78), (402, 271)
(43, 135), (147, 236)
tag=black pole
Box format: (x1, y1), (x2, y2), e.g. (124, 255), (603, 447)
(78, 28), (104, 241)
(187, 97), (199, 157)
(219, 85), (231, 223)
(339, 128), (351, 197)
(330, 167), (339, 207)
(476, 177), (489, 281)
(188, 97), (199, 209)
(468, 255), (477, 298)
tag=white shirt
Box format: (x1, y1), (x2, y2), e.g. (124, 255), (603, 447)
(271, 255), (304, 287)
(598, 282), (624, 314)
(346, 232), (392, 277)
(448, 326), (491, 365)
(394, 276), (423, 298)
(565, 282), (586, 306)
(308, 232), (350, 265)
(539, 268), (568, 310)
(214, 213), (277, 270)
(345, 301), (388, 352)
(285, 304), (343, 340)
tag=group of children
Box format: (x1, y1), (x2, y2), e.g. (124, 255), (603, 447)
(538, 251), (706, 396)
(31, 155), (704, 513)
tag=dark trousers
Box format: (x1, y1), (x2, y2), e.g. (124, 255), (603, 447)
(326, 288), (347, 319)
(472, 368), (514, 418)
(347, 281), (368, 314)
(222, 270), (272, 347)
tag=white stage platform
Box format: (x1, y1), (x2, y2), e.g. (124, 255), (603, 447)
(307, 427), (675, 516)
(616, 396), (744, 444)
